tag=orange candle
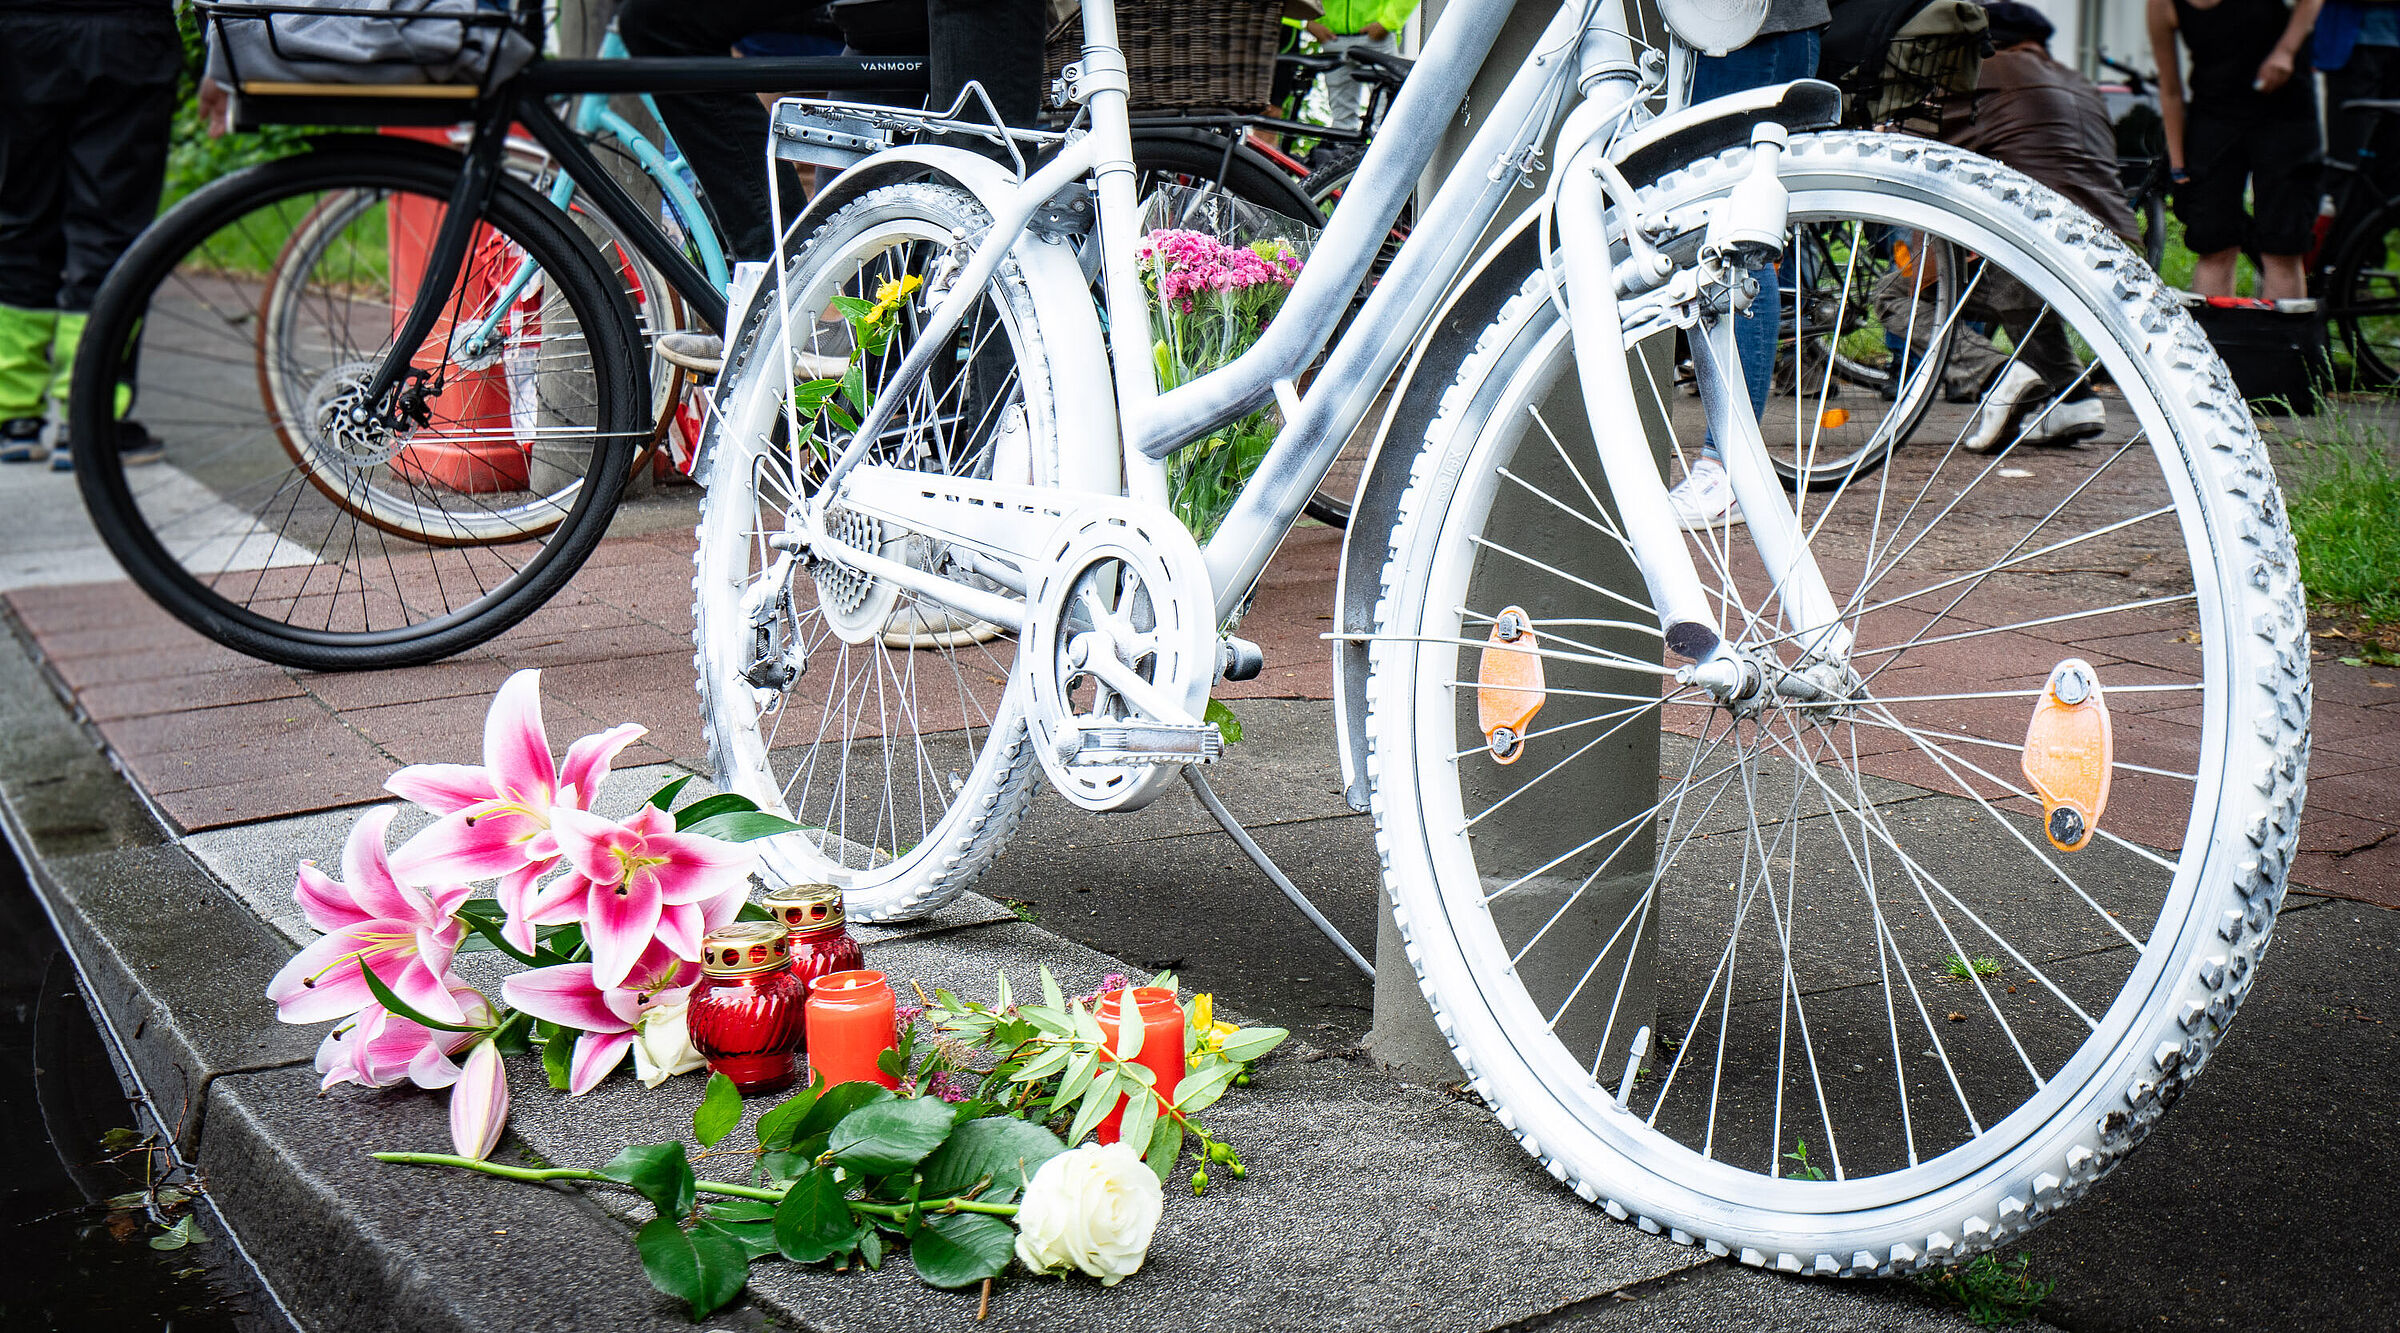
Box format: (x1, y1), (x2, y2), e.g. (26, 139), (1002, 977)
(803, 970), (900, 1090)
(1094, 987), (1185, 1145)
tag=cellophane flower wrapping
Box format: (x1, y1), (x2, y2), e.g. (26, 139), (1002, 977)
(1138, 185), (1318, 541)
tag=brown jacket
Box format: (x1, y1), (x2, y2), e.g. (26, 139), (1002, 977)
(1942, 47), (2142, 243)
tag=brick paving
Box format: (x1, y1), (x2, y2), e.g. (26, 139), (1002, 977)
(4, 490), (2393, 906)
(0, 513), (1346, 834)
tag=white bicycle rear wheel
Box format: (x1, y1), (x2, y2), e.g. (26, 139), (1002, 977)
(693, 183), (1060, 922)
(1365, 133), (2308, 1273)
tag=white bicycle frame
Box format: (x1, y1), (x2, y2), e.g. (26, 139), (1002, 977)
(789, 0), (1852, 693)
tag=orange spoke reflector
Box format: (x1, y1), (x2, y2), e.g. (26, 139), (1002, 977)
(1819, 408), (1850, 430)
(1477, 606), (1544, 765)
(2020, 659), (2112, 852)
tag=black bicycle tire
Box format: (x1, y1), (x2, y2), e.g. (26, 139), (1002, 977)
(71, 144), (645, 672)
(2328, 197), (2400, 386)
(1127, 130), (1324, 223)
(1772, 226), (1959, 493)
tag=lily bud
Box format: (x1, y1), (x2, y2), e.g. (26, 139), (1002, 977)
(449, 1039), (510, 1161)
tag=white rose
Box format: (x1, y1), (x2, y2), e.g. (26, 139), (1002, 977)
(631, 1000), (706, 1088)
(1011, 1142), (1163, 1286)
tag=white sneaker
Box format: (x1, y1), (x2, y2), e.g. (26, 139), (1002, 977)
(1962, 363), (2045, 453)
(2024, 395), (2106, 446)
(1669, 457), (1745, 530)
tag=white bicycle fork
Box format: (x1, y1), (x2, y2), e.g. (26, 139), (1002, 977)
(1552, 26), (1851, 688)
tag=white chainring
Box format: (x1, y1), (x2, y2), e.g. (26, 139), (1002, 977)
(1022, 501), (1217, 813)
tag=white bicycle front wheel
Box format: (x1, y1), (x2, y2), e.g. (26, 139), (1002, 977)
(693, 183), (1060, 922)
(1365, 133), (2308, 1273)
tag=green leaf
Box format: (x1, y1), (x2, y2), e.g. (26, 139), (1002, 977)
(703, 1215), (780, 1262)
(1039, 965), (1065, 1012)
(540, 1024), (574, 1092)
(1173, 1062), (1242, 1114)
(454, 902), (540, 966)
(1146, 968), (1179, 993)
(637, 1216), (747, 1321)
(1145, 1116), (1185, 1184)
(1053, 1050), (1101, 1107)
(356, 961), (487, 1034)
(680, 810), (809, 843)
(1065, 1068), (1121, 1145)
(693, 1073), (743, 1148)
(827, 294), (877, 321)
(908, 1213), (1015, 1289)
(1110, 989), (1145, 1060)
(669, 791), (760, 831)
(827, 1097), (956, 1175)
(772, 1166), (856, 1264)
(490, 1009), (536, 1055)
(1009, 1044), (1071, 1084)
(601, 1142), (697, 1219)
(875, 1046), (905, 1080)
(992, 971), (1014, 1011)
(1216, 1027), (1289, 1065)
(646, 773), (696, 810)
(703, 1199), (776, 1224)
(1205, 697), (1243, 744)
(756, 1084), (819, 1150)
(917, 1116), (1065, 1205)
(1119, 1082), (1159, 1157)
(858, 1226), (886, 1269)
(798, 1080), (893, 1141)
(148, 1215), (206, 1251)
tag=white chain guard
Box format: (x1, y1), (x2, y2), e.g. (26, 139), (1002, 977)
(818, 469), (1219, 813)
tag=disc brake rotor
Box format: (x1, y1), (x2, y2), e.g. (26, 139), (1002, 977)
(302, 359), (408, 470)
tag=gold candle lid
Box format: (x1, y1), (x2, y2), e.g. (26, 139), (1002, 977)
(700, 922), (791, 976)
(761, 883), (846, 932)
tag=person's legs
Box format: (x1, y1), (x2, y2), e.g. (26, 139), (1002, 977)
(1322, 33), (1369, 131)
(619, 0), (824, 262)
(2247, 109), (2323, 302)
(0, 16), (70, 460)
(926, 0), (1045, 155)
(2175, 106), (2250, 297)
(46, 17), (175, 469)
(1672, 28), (1818, 527)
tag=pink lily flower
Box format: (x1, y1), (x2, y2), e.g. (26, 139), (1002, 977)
(524, 805), (755, 990)
(268, 806), (473, 1027)
(449, 1038), (511, 1161)
(314, 982), (496, 1092)
(386, 669), (645, 951)
(501, 943), (694, 1095)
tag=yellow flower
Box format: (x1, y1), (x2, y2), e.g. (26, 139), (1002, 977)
(1188, 993), (1238, 1054)
(866, 273), (924, 326)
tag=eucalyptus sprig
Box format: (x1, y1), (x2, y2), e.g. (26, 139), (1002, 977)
(924, 966), (1287, 1191)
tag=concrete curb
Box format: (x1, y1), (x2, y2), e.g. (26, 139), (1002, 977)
(0, 618), (2028, 1332)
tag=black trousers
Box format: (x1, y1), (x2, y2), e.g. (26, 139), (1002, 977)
(616, 0), (1046, 263)
(0, 10), (180, 311)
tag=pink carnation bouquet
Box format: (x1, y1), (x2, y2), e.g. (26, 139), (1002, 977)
(1136, 218), (1308, 538)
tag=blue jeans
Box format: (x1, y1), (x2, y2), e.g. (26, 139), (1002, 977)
(1690, 28), (1820, 460)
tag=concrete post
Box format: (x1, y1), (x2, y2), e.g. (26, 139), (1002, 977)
(1364, 0), (1666, 1086)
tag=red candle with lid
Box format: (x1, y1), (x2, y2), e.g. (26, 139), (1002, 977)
(1094, 987), (1185, 1145)
(686, 922), (805, 1095)
(803, 970), (901, 1089)
(761, 883), (865, 1012)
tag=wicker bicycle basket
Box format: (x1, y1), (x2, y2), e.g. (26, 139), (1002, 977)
(1045, 0), (1288, 113)
(1838, 31), (1984, 134)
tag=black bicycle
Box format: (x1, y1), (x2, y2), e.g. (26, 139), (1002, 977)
(73, 0), (1325, 670)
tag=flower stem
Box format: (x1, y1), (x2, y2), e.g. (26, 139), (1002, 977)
(372, 1153), (1017, 1215)
(371, 1152), (785, 1203)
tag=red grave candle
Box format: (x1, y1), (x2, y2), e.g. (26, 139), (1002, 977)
(1094, 987), (1186, 1146)
(686, 922), (805, 1095)
(762, 883), (865, 1024)
(804, 970), (900, 1090)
